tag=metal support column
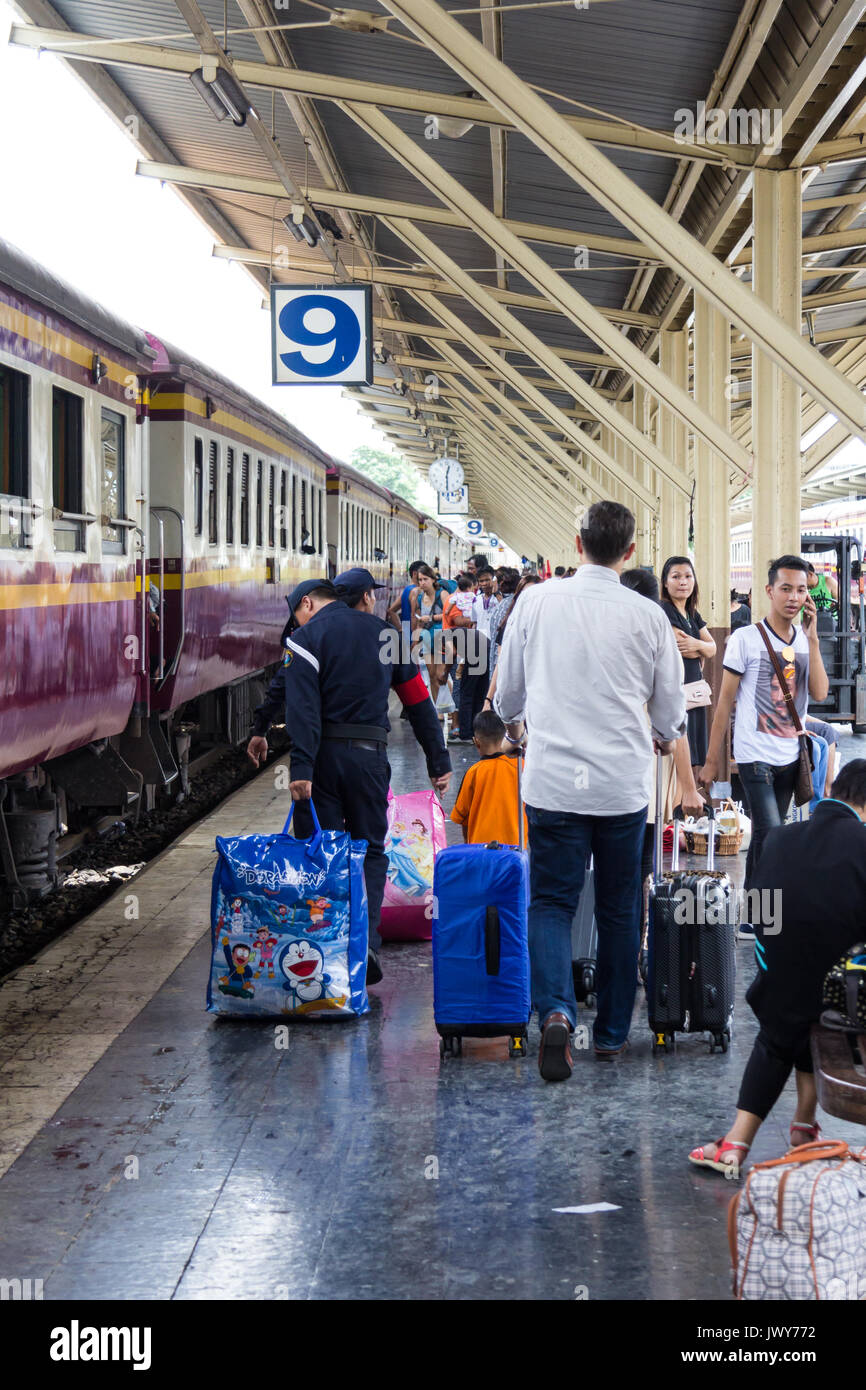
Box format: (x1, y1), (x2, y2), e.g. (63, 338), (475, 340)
(751, 169), (803, 600)
(693, 296), (732, 628)
(693, 296), (732, 775)
(658, 331), (690, 564)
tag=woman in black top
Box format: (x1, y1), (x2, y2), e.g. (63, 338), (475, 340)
(660, 556), (717, 769)
(730, 588), (751, 631)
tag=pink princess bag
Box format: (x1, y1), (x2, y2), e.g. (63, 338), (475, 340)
(380, 789), (447, 940)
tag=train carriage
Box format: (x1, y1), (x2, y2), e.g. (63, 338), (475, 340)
(0, 239), (152, 788)
(325, 461), (391, 614)
(0, 240), (476, 900)
(145, 338), (330, 737)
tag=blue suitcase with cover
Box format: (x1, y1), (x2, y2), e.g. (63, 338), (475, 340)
(432, 774), (530, 1057)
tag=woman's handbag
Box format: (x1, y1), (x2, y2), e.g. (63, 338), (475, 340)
(756, 623), (814, 806)
(821, 943), (866, 1032)
(683, 678), (712, 710)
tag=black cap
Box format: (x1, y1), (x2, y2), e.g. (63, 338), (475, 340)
(333, 567), (387, 604)
(286, 577), (337, 615)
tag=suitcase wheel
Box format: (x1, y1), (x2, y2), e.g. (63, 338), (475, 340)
(709, 1030), (730, 1055)
(508, 1035), (527, 1058)
(439, 1034), (462, 1058)
(652, 1031), (675, 1056)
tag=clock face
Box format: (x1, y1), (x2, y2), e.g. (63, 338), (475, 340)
(444, 459), (464, 490)
(428, 459), (447, 491)
(429, 455), (458, 491)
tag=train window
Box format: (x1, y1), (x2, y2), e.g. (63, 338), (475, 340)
(100, 409), (126, 553)
(193, 437), (203, 537)
(255, 460), (263, 548)
(310, 484), (317, 553)
(279, 469), (287, 549)
(208, 440), (219, 545)
(292, 473), (297, 550)
(53, 386), (84, 552)
(317, 487), (323, 555)
(226, 448), (235, 545)
(240, 453), (250, 546)
(0, 364), (30, 548)
(301, 479), (309, 550)
(268, 464), (275, 548)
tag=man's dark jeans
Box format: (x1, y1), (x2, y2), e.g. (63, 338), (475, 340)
(738, 758), (799, 889)
(526, 803), (647, 1049)
(457, 635), (490, 739)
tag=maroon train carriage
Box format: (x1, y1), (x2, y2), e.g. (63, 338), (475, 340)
(0, 240), (473, 906)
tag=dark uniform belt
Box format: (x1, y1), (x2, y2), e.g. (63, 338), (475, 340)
(321, 722), (388, 746)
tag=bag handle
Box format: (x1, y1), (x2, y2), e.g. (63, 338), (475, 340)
(756, 622), (805, 735)
(750, 1139), (850, 1172)
(281, 798), (324, 856)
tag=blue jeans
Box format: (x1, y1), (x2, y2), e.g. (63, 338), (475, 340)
(526, 803), (647, 1049)
(738, 759), (798, 891)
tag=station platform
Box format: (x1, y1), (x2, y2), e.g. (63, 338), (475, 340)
(1, 714), (864, 1301)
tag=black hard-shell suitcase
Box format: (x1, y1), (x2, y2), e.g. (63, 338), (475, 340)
(571, 857), (597, 1006)
(646, 758), (737, 1055)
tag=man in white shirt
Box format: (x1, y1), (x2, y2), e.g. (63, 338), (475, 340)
(453, 566), (497, 742)
(471, 566), (498, 637)
(495, 501), (686, 1081)
(700, 555), (828, 939)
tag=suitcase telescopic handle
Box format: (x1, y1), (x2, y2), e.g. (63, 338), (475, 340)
(653, 749), (682, 880)
(653, 748), (664, 881)
(517, 754), (525, 853)
(705, 801), (716, 872)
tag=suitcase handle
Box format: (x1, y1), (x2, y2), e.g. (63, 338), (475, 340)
(653, 748), (670, 881)
(484, 905), (501, 975)
(517, 754), (525, 853)
(705, 801), (716, 871)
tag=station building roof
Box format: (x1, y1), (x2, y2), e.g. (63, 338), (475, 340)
(9, 0), (866, 558)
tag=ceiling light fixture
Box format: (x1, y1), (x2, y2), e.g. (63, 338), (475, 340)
(282, 206), (320, 249)
(189, 60), (251, 127)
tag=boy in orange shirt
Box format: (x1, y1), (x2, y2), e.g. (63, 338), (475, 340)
(450, 710), (528, 845)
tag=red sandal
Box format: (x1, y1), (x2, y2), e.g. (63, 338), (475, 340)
(688, 1138), (749, 1176)
(790, 1121), (821, 1146)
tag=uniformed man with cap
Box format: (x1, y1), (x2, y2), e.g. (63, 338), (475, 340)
(246, 578), (335, 767)
(248, 569), (451, 983)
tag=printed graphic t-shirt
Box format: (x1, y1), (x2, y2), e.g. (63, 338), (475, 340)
(724, 619), (810, 767)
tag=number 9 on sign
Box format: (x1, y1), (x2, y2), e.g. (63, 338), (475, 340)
(271, 284), (373, 385)
(467, 518), (484, 537)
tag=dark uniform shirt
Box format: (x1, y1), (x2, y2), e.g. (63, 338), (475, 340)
(281, 601), (451, 782)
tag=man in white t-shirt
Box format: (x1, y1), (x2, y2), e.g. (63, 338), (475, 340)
(700, 555), (829, 936)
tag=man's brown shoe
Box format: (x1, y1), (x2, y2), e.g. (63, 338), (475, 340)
(538, 1012), (573, 1082)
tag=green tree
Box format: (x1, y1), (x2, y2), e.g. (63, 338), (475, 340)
(350, 444), (432, 509)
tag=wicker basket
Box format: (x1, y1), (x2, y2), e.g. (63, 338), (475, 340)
(684, 799), (744, 857)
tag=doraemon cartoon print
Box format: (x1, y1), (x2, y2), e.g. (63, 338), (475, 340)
(278, 938), (331, 1006)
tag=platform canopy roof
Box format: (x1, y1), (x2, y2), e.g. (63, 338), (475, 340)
(10, 0), (866, 557)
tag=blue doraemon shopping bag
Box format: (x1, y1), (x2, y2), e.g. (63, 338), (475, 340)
(208, 801), (369, 1018)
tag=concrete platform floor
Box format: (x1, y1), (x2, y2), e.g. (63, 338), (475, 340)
(1, 713), (864, 1300)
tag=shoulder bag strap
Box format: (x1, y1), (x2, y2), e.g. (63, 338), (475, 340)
(756, 622), (804, 734)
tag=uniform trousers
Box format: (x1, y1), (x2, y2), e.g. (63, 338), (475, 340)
(292, 739), (390, 951)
